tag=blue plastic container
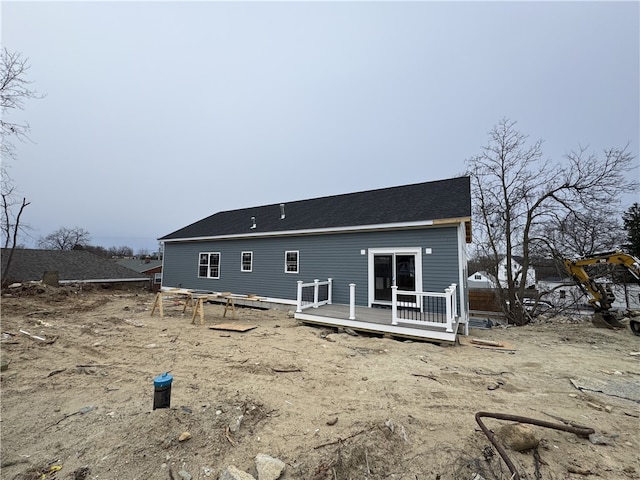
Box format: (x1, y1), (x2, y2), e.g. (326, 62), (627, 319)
(153, 372), (173, 410)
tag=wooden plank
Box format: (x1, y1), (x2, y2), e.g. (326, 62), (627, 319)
(471, 338), (504, 347)
(209, 323), (257, 332)
(459, 337), (516, 351)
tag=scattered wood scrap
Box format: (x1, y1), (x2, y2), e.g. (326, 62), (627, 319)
(458, 337), (516, 352)
(209, 323), (257, 332)
(471, 338), (504, 347)
(314, 427), (375, 449)
(224, 426), (237, 446)
(411, 373), (441, 382)
(18, 329), (57, 344)
(271, 366), (302, 373)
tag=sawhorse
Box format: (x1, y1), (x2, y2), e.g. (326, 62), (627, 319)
(223, 296), (236, 318)
(190, 295), (236, 325)
(151, 290), (193, 318)
(191, 295), (207, 325)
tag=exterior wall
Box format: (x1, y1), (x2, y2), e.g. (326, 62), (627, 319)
(143, 265), (162, 292)
(161, 226), (461, 307)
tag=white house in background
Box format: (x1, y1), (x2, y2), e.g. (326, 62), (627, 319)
(467, 271), (496, 289)
(468, 256), (536, 290)
(537, 277), (640, 310)
(497, 256), (536, 288)
(536, 277), (585, 307)
(609, 284), (640, 309)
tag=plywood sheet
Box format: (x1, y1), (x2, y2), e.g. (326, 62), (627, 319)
(209, 323), (257, 332)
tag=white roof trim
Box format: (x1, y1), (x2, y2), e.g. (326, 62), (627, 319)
(59, 277), (150, 284)
(159, 219), (464, 243)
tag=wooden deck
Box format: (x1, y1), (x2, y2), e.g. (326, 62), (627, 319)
(294, 304), (464, 343)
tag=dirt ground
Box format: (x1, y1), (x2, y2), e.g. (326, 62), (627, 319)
(1, 284), (639, 480)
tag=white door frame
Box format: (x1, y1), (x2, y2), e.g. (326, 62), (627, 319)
(367, 247), (423, 307)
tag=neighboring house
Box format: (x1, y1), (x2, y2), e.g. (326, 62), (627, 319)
(497, 256), (536, 289)
(1, 248), (150, 288)
(116, 258), (163, 292)
(537, 276), (640, 311)
(467, 271), (496, 289)
(536, 276), (584, 307)
(158, 176), (472, 343)
(609, 283), (640, 310)
(468, 257), (536, 290)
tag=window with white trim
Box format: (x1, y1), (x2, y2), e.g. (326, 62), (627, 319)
(241, 251), (253, 272)
(285, 250), (299, 273)
(154, 273), (162, 284)
(199, 252), (220, 278)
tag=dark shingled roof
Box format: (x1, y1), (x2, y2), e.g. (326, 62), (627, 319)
(116, 258), (162, 274)
(1, 249), (150, 283)
(160, 176), (471, 240)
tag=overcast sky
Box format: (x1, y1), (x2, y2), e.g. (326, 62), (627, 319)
(2, 1), (639, 253)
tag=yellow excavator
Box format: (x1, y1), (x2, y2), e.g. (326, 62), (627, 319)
(563, 251), (640, 336)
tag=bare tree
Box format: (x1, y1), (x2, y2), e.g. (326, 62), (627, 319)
(37, 227), (91, 250)
(1, 48), (40, 162)
(467, 118), (638, 325)
(1, 185), (29, 248)
(1, 189), (30, 283)
(1, 48), (40, 283)
(108, 246), (134, 258)
(538, 208), (624, 259)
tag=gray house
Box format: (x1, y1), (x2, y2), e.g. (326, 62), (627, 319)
(159, 176), (472, 342)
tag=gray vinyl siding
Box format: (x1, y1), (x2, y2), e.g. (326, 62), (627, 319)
(162, 226), (460, 306)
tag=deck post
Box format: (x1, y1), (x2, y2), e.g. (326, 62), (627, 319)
(296, 280), (303, 313)
(327, 278), (333, 305)
(391, 286), (398, 325)
(349, 283), (356, 320)
(445, 285), (453, 332)
(313, 279), (319, 308)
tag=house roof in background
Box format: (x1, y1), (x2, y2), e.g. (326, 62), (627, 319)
(1, 249), (150, 283)
(116, 258), (162, 273)
(160, 176), (471, 241)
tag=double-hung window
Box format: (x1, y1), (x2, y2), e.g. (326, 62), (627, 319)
(241, 251), (253, 272)
(285, 250), (299, 273)
(199, 252), (220, 279)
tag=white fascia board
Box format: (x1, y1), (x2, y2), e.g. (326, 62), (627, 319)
(59, 277), (150, 284)
(161, 220), (438, 243)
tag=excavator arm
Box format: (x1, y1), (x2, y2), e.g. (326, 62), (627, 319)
(563, 251), (640, 334)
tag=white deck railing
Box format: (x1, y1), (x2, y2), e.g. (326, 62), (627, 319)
(296, 278), (333, 313)
(391, 284), (458, 332)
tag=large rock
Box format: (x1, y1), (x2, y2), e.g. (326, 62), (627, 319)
(218, 466), (256, 480)
(497, 423), (539, 451)
(255, 454), (286, 480)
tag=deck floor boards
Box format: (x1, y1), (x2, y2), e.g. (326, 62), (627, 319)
(294, 303), (462, 342)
